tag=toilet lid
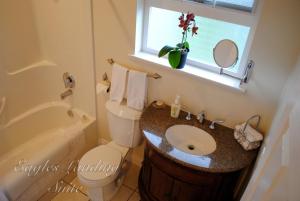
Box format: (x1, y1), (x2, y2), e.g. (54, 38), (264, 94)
(78, 145), (122, 181)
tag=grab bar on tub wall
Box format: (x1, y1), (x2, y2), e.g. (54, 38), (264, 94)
(0, 97), (6, 116)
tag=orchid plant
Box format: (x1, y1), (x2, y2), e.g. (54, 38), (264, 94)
(158, 12), (198, 69)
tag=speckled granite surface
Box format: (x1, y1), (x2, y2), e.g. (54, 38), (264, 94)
(140, 102), (258, 173)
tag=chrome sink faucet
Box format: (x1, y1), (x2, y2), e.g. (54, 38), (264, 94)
(197, 111), (205, 124)
(209, 120), (225, 130)
(185, 112), (192, 120)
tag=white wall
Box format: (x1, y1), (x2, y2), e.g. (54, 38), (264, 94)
(92, 0), (300, 140)
(0, 0), (42, 71)
(32, 0), (96, 117)
(242, 54), (300, 201)
(0, 65), (7, 125)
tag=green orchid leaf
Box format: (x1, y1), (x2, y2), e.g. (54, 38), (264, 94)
(158, 45), (174, 57)
(176, 42), (189, 49)
(176, 43), (183, 48)
(183, 41), (189, 49)
(168, 50), (181, 69)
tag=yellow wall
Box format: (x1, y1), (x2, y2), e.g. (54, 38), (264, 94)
(93, 0), (300, 140)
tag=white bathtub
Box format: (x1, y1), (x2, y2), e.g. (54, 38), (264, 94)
(0, 102), (97, 201)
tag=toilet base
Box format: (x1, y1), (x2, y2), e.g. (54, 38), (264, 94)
(81, 147), (132, 201)
(87, 175), (125, 201)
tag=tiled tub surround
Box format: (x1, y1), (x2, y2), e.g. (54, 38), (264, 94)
(0, 102), (97, 201)
(140, 102), (258, 173)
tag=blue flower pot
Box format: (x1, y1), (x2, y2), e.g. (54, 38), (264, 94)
(176, 49), (189, 69)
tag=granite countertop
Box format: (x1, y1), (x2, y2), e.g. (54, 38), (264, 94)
(140, 102), (258, 173)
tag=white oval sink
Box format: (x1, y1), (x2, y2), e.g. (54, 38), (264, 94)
(165, 125), (216, 155)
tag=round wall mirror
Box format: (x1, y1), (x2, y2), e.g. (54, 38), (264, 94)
(213, 39), (239, 68)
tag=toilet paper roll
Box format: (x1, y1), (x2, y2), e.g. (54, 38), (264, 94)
(96, 82), (109, 95)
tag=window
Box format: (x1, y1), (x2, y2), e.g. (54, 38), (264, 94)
(140, 0), (261, 79)
(187, 0), (257, 13)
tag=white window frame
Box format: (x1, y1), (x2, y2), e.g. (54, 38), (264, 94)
(140, 0), (263, 79)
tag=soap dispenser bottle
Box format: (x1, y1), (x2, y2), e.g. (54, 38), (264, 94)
(171, 95), (181, 118)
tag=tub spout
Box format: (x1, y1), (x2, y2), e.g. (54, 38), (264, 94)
(60, 89), (73, 100)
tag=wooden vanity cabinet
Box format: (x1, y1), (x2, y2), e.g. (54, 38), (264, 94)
(139, 145), (241, 201)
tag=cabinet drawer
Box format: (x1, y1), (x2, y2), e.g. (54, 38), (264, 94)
(172, 181), (216, 201)
(148, 163), (174, 201)
(145, 147), (221, 186)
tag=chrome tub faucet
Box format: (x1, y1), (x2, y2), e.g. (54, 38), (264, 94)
(61, 72), (75, 100)
(60, 89), (73, 100)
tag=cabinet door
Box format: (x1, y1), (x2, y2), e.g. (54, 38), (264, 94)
(172, 181), (216, 201)
(148, 163), (174, 201)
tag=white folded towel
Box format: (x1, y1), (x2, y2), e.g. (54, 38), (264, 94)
(110, 63), (128, 103)
(127, 70), (148, 111)
(235, 123), (263, 142)
(234, 123), (263, 150)
(234, 130), (261, 150)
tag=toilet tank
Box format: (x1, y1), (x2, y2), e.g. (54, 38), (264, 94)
(105, 100), (142, 148)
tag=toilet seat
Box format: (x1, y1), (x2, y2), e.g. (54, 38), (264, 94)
(78, 145), (122, 187)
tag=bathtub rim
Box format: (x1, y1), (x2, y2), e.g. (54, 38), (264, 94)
(2, 101), (95, 129)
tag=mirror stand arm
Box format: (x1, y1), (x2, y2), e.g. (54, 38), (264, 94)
(219, 68), (224, 75)
(218, 60), (254, 86)
(240, 60), (255, 84)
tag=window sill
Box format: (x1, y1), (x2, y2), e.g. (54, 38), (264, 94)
(130, 52), (246, 92)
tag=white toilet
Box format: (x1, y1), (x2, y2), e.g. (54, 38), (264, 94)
(77, 100), (142, 201)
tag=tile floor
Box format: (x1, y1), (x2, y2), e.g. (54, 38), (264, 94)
(52, 164), (141, 201)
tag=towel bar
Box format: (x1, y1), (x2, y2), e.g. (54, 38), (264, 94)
(107, 58), (162, 79)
